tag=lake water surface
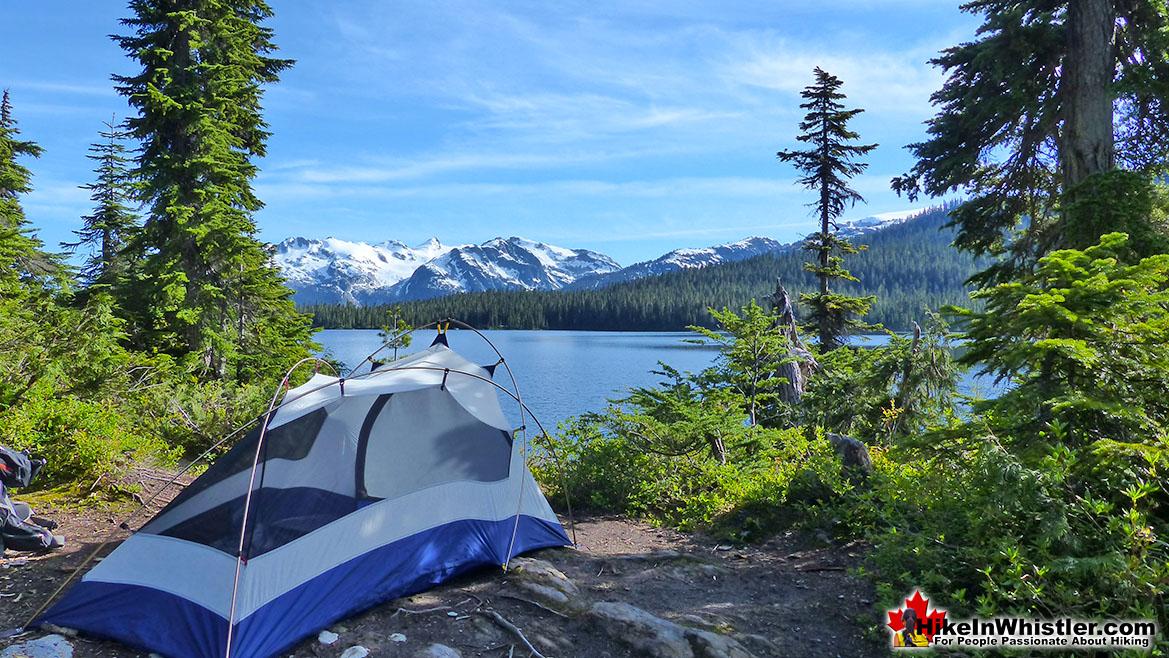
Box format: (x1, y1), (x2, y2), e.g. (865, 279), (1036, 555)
(316, 329), (1001, 431)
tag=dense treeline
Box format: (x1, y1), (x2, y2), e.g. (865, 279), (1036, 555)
(0, 1), (313, 494)
(306, 205), (982, 332)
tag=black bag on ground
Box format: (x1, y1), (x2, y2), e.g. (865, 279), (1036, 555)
(0, 446), (43, 489)
(0, 482), (58, 552)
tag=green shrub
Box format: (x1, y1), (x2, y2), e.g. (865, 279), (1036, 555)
(134, 379), (273, 458)
(0, 389), (179, 491)
(535, 413), (853, 531)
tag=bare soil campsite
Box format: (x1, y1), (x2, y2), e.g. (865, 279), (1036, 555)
(1, 486), (885, 658)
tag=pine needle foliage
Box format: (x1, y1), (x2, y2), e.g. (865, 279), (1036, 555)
(0, 90), (57, 288)
(892, 1), (1169, 284)
(63, 118), (139, 296)
(777, 68), (878, 350)
(112, 0), (314, 382)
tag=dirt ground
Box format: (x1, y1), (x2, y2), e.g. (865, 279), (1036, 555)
(1, 491), (890, 658)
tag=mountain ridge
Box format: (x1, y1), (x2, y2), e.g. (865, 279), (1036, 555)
(276, 210), (920, 305)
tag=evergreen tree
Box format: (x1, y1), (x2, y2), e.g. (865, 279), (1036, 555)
(64, 118), (138, 295)
(776, 68), (878, 351)
(892, 1), (1169, 282)
(112, 0), (314, 381)
(0, 90), (56, 288)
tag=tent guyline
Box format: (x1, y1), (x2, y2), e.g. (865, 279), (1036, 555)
(28, 321), (575, 658)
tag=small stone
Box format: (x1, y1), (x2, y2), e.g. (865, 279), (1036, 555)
(318, 630), (339, 645)
(446, 611), (459, 617)
(415, 644), (462, 658)
(338, 647), (370, 658)
(0, 634), (74, 658)
(390, 633), (408, 643)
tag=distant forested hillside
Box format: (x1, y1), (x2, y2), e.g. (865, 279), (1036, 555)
(304, 205), (984, 331)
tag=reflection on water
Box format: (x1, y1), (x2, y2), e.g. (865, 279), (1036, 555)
(316, 329), (1003, 431)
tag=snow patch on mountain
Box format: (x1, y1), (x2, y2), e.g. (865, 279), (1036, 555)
(276, 236), (621, 305)
(275, 209), (925, 305)
(567, 236), (786, 290)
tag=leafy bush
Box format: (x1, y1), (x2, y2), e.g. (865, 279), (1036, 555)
(0, 389), (179, 491)
(859, 423), (1167, 643)
(535, 391), (853, 531)
(135, 379), (274, 458)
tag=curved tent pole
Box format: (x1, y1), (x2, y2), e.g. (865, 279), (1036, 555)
(439, 319), (531, 568)
(224, 356), (336, 658)
(348, 320), (441, 375)
(348, 317), (578, 551)
(21, 359), (338, 633)
(440, 319), (578, 552)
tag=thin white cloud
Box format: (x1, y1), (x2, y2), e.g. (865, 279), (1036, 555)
(8, 81), (116, 97)
(256, 176), (803, 201)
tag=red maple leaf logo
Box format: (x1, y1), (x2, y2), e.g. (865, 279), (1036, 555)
(887, 590), (947, 641)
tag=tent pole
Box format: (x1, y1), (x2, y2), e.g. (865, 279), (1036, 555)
(224, 357), (328, 658)
(21, 358), (339, 631)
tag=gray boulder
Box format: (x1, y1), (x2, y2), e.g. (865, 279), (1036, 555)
(590, 601), (755, 658)
(826, 432), (874, 477)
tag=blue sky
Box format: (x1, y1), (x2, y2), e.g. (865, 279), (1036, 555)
(1, 2), (977, 266)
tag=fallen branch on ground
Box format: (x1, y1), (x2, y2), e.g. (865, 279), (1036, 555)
(389, 605), (452, 618)
(478, 609), (547, 658)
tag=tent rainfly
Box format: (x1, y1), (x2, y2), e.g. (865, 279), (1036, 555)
(35, 336), (571, 658)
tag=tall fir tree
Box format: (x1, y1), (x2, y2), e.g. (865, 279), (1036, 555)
(64, 118), (139, 295)
(113, 0), (314, 381)
(777, 68), (878, 351)
(0, 90), (56, 289)
(892, 1), (1169, 283)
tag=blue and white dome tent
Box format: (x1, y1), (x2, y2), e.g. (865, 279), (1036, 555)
(33, 321), (572, 658)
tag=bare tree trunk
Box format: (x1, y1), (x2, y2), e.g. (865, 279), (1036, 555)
(1061, 0), (1116, 190)
(766, 279), (819, 406)
(893, 321), (922, 414)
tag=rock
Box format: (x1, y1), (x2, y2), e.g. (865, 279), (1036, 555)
(507, 557), (579, 597)
(338, 647), (369, 658)
(415, 644), (461, 658)
(590, 602), (756, 658)
(317, 630), (339, 645)
(515, 581), (572, 607)
(687, 630), (755, 658)
(389, 633), (408, 643)
(590, 602), (693, 658)
(507, 556), (585, 613)
(675, 614), (725, 633)
(826, 433), (874, 476)
(33, 626), (75, 639)
(0, 634), (74, 658)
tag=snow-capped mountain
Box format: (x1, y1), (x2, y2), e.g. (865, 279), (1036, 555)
(837, 209), (923, 239)
(275, 236), (452, 305)
(275, 236), (621, 305)
(275, 210), (922, 305)
(567, 236), (787, 290)
(387, 237), (622, 302)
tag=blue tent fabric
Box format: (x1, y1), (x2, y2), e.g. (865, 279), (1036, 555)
(39, 515), (567, 658)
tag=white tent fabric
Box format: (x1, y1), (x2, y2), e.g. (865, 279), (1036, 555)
(38, 342), (570, 658)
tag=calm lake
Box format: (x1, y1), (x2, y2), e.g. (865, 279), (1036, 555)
(316, 329), (1002, 431)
